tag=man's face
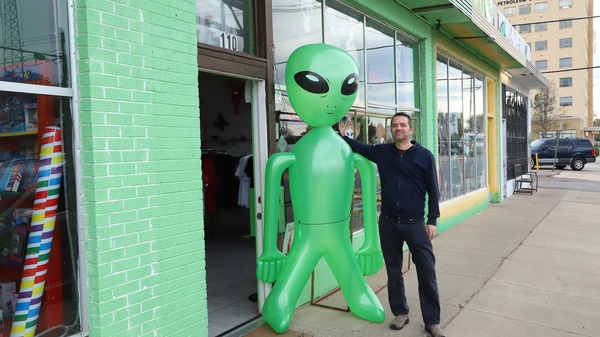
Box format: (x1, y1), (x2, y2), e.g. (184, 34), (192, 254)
(391, 115), (413, 142)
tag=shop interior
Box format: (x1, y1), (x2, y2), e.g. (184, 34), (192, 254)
(199, 72), (260, 337)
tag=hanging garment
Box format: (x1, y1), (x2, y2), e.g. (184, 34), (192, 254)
(234, 154), (253, 208)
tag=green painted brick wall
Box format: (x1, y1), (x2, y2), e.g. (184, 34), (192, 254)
(74, 1), (205, 336)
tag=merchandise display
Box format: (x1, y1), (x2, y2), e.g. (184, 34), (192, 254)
(10, 127), (63, 337)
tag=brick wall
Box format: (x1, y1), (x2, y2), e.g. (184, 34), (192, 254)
(74, 1), (205, 336)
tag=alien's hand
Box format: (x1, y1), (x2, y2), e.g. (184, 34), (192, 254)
(355, 248), (384, 276)
(257, 252), (287, 283)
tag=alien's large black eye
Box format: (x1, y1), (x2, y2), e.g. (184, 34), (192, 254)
(341, 73), (358, 96)
(294, 71), (329, 94)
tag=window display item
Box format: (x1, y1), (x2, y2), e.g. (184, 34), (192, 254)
(256, 44), (384, 334)
(11, 127), (63, 337)
(0, 280), (16, 318)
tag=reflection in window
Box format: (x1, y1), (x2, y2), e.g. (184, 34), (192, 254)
(324, 2), (365, 108)
(197, 0), (250, 53)
(272, 0), (323, 111)
(365, 19), (395, 105)
(0, 0), (70, 87)
(436, 55), (487, 201)
(396, 36), (417, 109)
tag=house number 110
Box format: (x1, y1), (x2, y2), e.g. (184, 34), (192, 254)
(220, 33), (238, 51)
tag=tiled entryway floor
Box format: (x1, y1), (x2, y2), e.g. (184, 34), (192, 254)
(206, 236), (259, 337)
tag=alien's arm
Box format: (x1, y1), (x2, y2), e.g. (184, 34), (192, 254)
(353, 154), (384, 276)
(257, 153), (295, 283)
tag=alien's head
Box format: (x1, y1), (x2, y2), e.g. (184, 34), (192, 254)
(285, 44), (358, 128)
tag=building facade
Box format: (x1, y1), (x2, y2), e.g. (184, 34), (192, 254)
(497, 0), (595, 140)
(0, 1), (546, 337)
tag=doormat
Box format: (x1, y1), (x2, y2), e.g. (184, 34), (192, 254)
(243, 324), (313, 337)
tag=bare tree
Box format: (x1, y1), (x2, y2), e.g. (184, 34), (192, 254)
(531, 82), (565, 138)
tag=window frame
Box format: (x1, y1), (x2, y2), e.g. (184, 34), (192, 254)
(535, 41), (548, 51)
(559, 57), (573, 68)
(559, 77), (572, 87)
(559, 0), (573, 9)
(534, 2), (548, 12)
(559, 37), (572, 48)
(559, 96), (573, 107)
(519, 24), (531, 34)
(534, 23), (547, 32)
(535, 60), (548, 70)
(519, 4), (531, 14)
(559, 19), (573, 29)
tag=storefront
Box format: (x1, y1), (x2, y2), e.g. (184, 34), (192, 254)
(1, 1), (546, 337)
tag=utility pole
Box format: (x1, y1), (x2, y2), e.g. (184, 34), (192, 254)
(2, 0), (24, 81)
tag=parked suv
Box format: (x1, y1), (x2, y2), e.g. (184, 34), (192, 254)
(530, 138), (596, 171)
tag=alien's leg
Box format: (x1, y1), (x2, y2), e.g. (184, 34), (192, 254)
(262, 232), (321, 333)
(323, 222), (385, 323)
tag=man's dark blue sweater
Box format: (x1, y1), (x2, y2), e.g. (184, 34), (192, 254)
(343, 137), (440, 226)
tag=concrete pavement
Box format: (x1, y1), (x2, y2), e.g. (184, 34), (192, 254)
(243, 184), (600, 336)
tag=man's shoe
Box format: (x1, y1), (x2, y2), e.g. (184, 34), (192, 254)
(389, 315), (409, 330)
(425, 324), (446, 337)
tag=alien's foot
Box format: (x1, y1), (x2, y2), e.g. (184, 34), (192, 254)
(348, 295), (386, 323)
(262, 301), (293, 334)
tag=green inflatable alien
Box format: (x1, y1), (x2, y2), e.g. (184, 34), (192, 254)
(257, 43), (385, 333)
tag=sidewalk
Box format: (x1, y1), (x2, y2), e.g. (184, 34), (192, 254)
(245, 187), (600, 336)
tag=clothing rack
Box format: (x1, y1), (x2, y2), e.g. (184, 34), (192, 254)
(202, 148), (229, 155)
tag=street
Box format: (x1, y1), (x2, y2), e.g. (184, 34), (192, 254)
(534, 159), (600, 192)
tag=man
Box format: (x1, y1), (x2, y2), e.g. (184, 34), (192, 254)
(343, 112), (445, 337)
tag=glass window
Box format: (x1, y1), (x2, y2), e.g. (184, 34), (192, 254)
(365, 19), (395, 105)
(197, 0), (252, 53)
(504, 7), (516, 16)
(559, 77), (572, 87)
(272, 0), (323, 112)
(0, 92), (80, 335)
(324, 2), (366, 108)
(559, 0), (573, 9)
(559, 19), (573, 29)
(535, 41), (547, 51)
(436, 55), (487, 201)
(534, 23), (547, 32)
(396, 34), (418, 109)
(519, 4), (531, 14)
(559, 57), (573, 68)
(519, 25), (531, 34)
(534, 2), (548, 12)
(1, 0), (71, 88)
(535, 60), (548, 70)
(559, 38), (572, 48)
(559, 96), (573, 106)
(536, 42), (548, 51)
